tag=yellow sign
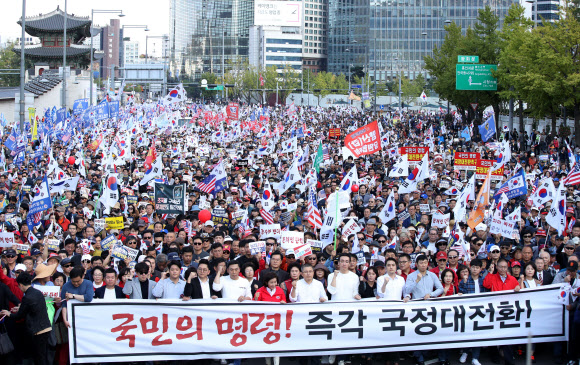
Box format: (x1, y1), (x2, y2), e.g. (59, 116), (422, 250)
(29, 108), (37, 141)
(105, 216), (124, 230)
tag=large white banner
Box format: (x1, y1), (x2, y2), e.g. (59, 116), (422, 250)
(68, 285), (567, 363)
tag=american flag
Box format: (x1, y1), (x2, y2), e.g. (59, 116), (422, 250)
(322, 144), (330, 160)
(564, 162), (580, 186)
(197, 160), (227, 194)
(307, 185), (323, 229)
(495, 183), (510, 196)
(197, 175), (217, 193)
(260, 209), (274, 224)
(527, 178), (539, 206)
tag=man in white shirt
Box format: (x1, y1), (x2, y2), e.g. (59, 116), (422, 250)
(327, 253), (361, 301)
(289, 264), (328, 303)
(212, 261), (252, 365)
(377, 257), (405, 300)
(212, 261), (252, 302)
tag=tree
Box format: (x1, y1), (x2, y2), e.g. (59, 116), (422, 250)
(200, 72), (219, 99)
(425, 7), (504, 124)
(224, 60), (259, 103)
(392, 73), (427, 105)
(0, 43), (33, 87)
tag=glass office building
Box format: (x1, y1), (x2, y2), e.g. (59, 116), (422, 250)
(327, 0), (516, 81)
(169, 0), (254, 81)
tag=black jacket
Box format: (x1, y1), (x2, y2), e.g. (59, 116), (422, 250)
(11, 286), (51, 335)
(183, 277), (222, 299)
(94, 285), (126, 299)
(0, 281), (20, 311)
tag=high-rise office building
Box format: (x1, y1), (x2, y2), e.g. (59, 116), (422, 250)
(328, 0), (517, 81)
(123, 40), (141, 65)
(302, 0), (328, 71)
(100, 18), (121, 79)
(169, 0), (254, 81)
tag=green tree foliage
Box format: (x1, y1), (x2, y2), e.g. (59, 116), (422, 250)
(200, 72), (219, 98)
(392, 73), (428, 105)
(424, 6), (504, 124)
(0, 43), (33, 87)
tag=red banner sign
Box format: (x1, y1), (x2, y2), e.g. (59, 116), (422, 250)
(344, 121), (381, 157)
(329, 128), (341, 138)
(475, 159), (504, 180)
(399, 147), (429, 163)
(454, 152), (480, 171)
(226, 102), (239, 121)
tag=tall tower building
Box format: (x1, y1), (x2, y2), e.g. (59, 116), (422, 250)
(302, 0), (328, 71)
(327, 0), (517, 82)
(169, 0), (255, 81)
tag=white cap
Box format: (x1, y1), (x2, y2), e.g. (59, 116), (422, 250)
(475, 223), (487, 231)
(81, 254), (92, 262)
(14, 263), (27, 272)
(204, 221), (214, 227)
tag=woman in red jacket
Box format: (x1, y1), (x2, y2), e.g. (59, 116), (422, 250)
(254, 272), (285, 365)
(254, 272), (286, 303)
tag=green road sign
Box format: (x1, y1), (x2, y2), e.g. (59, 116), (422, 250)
(456, 64), (498, 91)
(458, 55), (479, 63)
(206, 85), (224, 91)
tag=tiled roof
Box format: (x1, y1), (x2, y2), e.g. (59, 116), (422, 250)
(18, 8), (91, 32)
(13, 46), (90, 58)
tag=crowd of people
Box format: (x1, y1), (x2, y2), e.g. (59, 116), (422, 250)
(0, 97), (578, 365)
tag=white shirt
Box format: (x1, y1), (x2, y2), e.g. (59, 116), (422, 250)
(376, 274), (405, 300)
(103, 287), (117, 300)
(212, 276), (252, 300)
(327, 271), (360, 301)
(289, 279), (328, 303)
(199, 278), (211, 299)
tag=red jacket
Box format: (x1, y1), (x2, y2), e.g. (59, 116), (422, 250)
(0, 266), (23, 305)
(254, 286), (286, 303)
(483, 273), (519, 292)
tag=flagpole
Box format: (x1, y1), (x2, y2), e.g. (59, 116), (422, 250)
(333, 191), (339, 251)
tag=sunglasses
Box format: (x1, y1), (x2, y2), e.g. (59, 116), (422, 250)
(155, 240), (163, 244)
(4, 255), (15, 258)
(127, 241), (137, 245)
(63, 264), (73, 268)
(193, 242), (203, 245)
(437, 259), (447, 262)
(82, 260), (91, 263)
(491, 250), (500, 254)
(143, 236), (152, 239)
(378, 240), (386, 243)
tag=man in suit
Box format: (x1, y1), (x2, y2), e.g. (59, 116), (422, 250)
(95, 268), (126, 299)
(535, 257), (554, 285)
(1, 273), (52, 365)
(183, 259), (221, 300)
(123, 262), (157, 299)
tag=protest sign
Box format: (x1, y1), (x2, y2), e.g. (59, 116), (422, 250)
(260, 224), (281, 240)
(0, 231), (15, 247)
(231, 209), (247, 224)
(307, 239), (325, 253)
(16, 243), (29, 255)
(67, 286), (565, 363)
(127, 195), (138, 205)
(280, 231), (304, 250)
(37, 285), (61, 299)
(431, 211), (450, 228)
(356, 251), (366, 265)
(211, 207), (230, 225)
(199, 195), (211, 210)
(399, 147), (429, 164)
(47, 239), (60, 251)
(111, 244), (139, 262)
(292, 244), (312, 259)
(419, 204), (431, 214)
(454, 152), (480, 170)
(155, 183), (186, 215)
(341, 219), (361, 240)
(105, 217), (124, 230)
(249, 241), (266, 256)
(100, 234), (118, 251)
(476, 159), (504, 180)
(344, 121), (381, 157)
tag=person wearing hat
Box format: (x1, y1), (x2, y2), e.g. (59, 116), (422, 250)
(1, 273), (52, 365)
(565, 207), (577, 236)
(31, 262), (57, 288)
(554, 257), (580, 289)
(2, 248), (18, 278)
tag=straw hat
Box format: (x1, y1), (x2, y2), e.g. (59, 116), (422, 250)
(34, 263), (57, 279)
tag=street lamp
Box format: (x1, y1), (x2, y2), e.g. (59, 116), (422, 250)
(90, 9), (124, 106)
(120, 25), (149, 79)
(19, 0), (26, 133)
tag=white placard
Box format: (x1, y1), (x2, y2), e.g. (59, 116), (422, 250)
(249, 241), (266, 255)
(280, 231), (304, 250)
(0, 231), (15, 248)
(292, 243), (312, 259)
(260, 224), (281, 240)
(36, 285), (61, 299)
(431, 211), (450, 228)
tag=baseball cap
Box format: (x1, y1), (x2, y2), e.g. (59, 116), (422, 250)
(204, 221), (214, 227)
(14, 263), (26, 272)
(511, 261), (521, 268)
(567, 207), (575, 214)
(167, 252), (180, 261)
(568, 261), (579, 271)
(475, 223), (487, 231)
(489, 244), (500, 253)
(2, 249), (17, 256)
(61, 257), (72, 266)
(81, 254), (92, 262)
(436, 251), (447, 260)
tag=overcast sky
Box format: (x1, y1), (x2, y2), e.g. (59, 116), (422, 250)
(0, 0), (169, 56)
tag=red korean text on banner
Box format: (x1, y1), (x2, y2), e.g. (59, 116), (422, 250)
(344, 121), (381, 158)
(454, 152), (480, 171)
(227, 102), (239, 121)
(399, 147), (429, 163)
(475, 159), (504, 180)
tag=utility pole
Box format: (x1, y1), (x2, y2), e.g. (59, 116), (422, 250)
(19, 0), (26, 133)
(62, 0), (68, 110)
